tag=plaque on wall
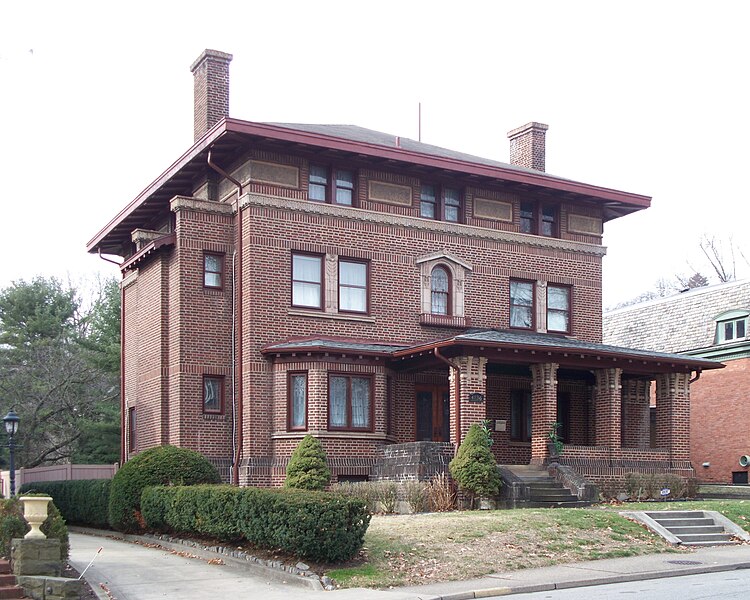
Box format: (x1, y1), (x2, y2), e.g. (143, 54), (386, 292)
(468, 392), (485, 403)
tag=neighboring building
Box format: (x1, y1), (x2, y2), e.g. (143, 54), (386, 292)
(87, 49), (721, 488)
(605, 280), (749, 485)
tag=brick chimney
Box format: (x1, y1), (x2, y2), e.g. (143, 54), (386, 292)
(190, 49), (233, 142)
(507, 122), (549, 172)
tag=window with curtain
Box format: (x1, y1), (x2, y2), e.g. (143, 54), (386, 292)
(289, 372), (307, 430)
(339, 259), (368, 313)
(204, 253), (223, 288)
(203, 376), (224, 414)
(329, 374), (372, 430)
(309, 165), (356, 205)
(292, 253), (323, 308)
(547, 285), (571, 333)
(510, 280), (534, 329)
(431, 266), (450, 315)
(308, 164), (328, 201)
(420, 184), (462, 222)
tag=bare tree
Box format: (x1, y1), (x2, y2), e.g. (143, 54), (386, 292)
(700, 235), (737, 283)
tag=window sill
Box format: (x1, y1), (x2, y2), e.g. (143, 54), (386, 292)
(272, 430), (389, 441)
(419, 313), (471, 328)
(508, 441), (531, 447)
(288, 308), (376, 323)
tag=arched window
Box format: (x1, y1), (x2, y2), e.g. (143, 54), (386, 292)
(431, 266), (450, 315)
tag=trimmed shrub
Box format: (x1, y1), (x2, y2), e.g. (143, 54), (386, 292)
(19, 480), (110, 528)
(0, 497), (69, 559)
(108, 445), (221, 532)
(284, 435), (331, 491)
(449, 423), (502, 504)
(142, 485), (370, 562)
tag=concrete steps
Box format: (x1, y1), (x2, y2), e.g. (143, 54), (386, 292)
(501, 465), (591, 508)
(622, 510), (750, 546)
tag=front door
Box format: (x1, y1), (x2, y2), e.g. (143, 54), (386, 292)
(416, 386), (450, 442)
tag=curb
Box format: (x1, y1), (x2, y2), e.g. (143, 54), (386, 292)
(69, 527), (323, 591)
(416, 560), (750, 599)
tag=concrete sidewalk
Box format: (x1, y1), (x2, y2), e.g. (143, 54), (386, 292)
(69, 530), (750, 600)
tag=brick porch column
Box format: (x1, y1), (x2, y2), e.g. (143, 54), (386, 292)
(621, 379), (651, 448)
(593, 368), (622, 448)
(530, 362), (558, 464)
(450, 356), (488, 446)
(655, 372), (691, 462)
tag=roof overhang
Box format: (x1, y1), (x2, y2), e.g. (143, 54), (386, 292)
(87, 118), (651, 255)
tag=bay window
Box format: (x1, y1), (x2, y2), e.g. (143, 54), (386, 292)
(329, 374), (372, 431)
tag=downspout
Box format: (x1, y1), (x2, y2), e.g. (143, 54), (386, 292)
(689, 369), (702, 384)
(434, 348), (462, 448)
(207, 146), (244, 485)
(96, 249), (125, 465)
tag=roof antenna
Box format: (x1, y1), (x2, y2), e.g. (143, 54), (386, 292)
(418, 102), (422, 142)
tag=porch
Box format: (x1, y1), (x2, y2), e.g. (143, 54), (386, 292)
(391, 329), (722, 485)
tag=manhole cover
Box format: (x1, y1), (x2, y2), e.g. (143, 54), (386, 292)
(666, 560), (703, 565)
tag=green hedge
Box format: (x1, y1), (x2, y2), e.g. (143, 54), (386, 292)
(109, 445), (221, 532)
(19, 480), (111, 528)
(142, 484), (370, 562)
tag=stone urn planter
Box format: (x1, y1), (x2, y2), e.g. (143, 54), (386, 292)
(19, 496), (52, 539)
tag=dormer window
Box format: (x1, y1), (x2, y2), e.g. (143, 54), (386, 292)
(716, 310), (749, 344)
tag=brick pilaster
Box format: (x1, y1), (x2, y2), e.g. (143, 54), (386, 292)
(656, 372), (691, 462)
(530, 362), (558, 463)
(593, 368), (622, 448)
(451, 356), (487, 445)
(621, 379), (651, 448)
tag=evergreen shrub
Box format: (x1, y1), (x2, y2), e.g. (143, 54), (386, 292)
(284, 435), (331, 490)
(142, 485), (370, 562)
(19, 479), (110, 528)
(108, 445), (221, 532)
(449, 423), (502, 504)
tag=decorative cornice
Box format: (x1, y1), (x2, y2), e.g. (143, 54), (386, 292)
(415, 251), (474, 270)
(170, 195), (235, 215)
(239, 193), (608, 257)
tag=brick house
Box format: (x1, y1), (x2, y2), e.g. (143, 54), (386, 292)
(604, 280), (749, 485)
(87, 49), (721, 489)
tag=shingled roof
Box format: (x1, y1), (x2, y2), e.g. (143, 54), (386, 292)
(603, 279), (750, 354)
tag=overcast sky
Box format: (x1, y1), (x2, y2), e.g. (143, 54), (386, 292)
(1, 1), (748, 308)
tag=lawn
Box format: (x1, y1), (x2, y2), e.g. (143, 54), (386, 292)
(326, 500), (750, 589)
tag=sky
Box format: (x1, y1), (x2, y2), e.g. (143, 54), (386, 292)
(1, 1), (748, 309)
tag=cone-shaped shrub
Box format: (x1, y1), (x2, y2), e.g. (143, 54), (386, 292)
(108, 445), (221, 532)
(449, 423), (502, 502)
(284, 435), (331, 490)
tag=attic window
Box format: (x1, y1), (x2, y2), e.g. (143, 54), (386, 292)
(715, 310), (749, 344)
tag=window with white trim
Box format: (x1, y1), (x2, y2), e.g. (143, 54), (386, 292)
(715, 310), (749, 344)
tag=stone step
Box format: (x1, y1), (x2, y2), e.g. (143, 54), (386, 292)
(0, 576), (15, 586)
(0, 563), (9, 576)
(677, 533), (735, 543)
(0, 587), (25, 600)
(667, 525), (725, 535)
(523, 500), (590, 509)
(646, 511), (706, 519)
(529, 491), (577, 500)
(687, 540), (739, 547)
(651, 517), (715, 527)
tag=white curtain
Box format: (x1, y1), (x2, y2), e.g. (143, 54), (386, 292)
(291, 375), (306, 427)
(329, 376), (347, 427)
(351, 377), (370, 428)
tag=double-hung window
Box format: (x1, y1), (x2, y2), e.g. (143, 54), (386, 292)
(431, 266), (450, 315)
(203, 375), (224, 414)
(339, 259), (368, 313)
(547, 285), (571, 333)
(519, 201), (558, 237)
(292, 253), (323, 309)
(203, 253), (223, 289)
(510, 280), (534, 329)
(329, 374), (372, 431)
(420, 184), (462, 222)
(716, 311), (749, 343)
(288, 372), (307, 430)
(309, 164), (356, 205)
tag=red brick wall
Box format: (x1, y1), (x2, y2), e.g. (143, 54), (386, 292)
(690, 358), (750, 483)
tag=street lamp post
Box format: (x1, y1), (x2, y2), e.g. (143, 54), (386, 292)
(3, 410), (20, 497)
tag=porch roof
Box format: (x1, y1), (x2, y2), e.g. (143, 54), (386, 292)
(392, 329), (724, 375)
(261, 329), (723, 376)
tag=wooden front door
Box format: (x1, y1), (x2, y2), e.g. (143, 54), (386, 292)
(416, 386), (450, 442)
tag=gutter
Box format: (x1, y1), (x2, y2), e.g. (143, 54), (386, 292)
(207, 146), (244, 486)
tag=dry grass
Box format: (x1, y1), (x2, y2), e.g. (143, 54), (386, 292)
(327, 508), (682, 588)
